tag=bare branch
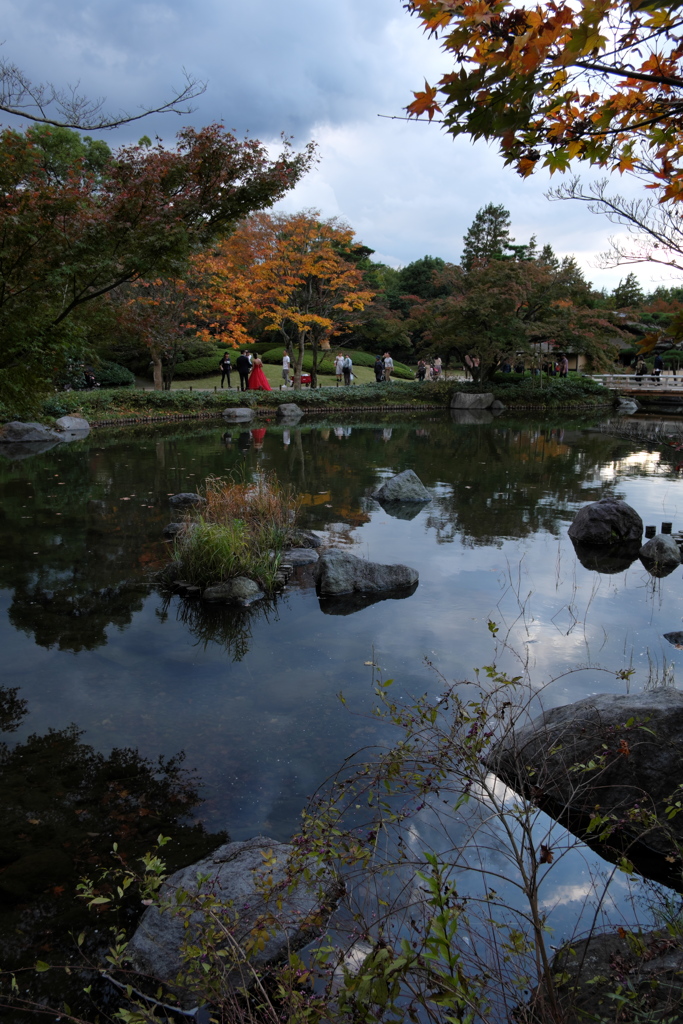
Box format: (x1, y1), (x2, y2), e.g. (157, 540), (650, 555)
(0, 57), (206, 130)
(547, 176), (683, 274)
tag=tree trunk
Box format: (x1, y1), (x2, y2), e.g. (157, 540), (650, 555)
(151, 353), (163, 391)
(292, 329), (306, 390)
(311, 330), (319, 388)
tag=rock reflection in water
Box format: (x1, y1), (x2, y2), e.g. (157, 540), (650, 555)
(376, 500), (424, 521)
(319, 582), (419, 616)
(571, 538), (641, 574)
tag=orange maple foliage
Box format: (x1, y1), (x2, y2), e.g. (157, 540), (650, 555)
(189, 212), (375, 386)
(405, 1), (683, 199)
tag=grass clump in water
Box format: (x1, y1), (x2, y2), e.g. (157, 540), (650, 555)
(173, 473), (299, 592)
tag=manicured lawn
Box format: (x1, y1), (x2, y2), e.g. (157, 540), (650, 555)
(166, 362), (393, 391)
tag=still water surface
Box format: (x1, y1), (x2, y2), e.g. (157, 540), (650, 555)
(2, 410), (683, 991)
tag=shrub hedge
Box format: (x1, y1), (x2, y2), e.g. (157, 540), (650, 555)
(29, 374), (611, 422)
(96, 360), (136, 389)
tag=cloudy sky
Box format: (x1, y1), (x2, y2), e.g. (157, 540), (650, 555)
(3, 0), (675, 291)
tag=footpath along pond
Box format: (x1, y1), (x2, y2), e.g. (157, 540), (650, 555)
(2, 410), (683, 1013)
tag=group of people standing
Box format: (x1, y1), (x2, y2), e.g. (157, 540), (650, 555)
(417, 356), (442, 381)
(218, 351), (272, 392)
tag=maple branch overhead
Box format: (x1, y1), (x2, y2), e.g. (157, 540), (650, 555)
(573, 61), (683, 89)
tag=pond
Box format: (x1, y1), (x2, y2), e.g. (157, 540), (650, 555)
(2, 410), (683, 1015)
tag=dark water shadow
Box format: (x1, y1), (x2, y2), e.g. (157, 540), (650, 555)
(571, 538), (641, 574)
(449, 409), (494, 426)
(640, 556), (681, 579)
(319, 582), (419, 616)
(162, 591), (280, 662)
(0, 685), (226, 1021)
(0, 440), (62, 460)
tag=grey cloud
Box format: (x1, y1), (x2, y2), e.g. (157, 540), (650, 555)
(3, 0), (411, 141)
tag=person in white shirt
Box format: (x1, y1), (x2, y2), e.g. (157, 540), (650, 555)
(282, 351), (291, 387)
(334, 352), (345, 386)
(383, 352), (394, 382)
(342, 354), (353, 386)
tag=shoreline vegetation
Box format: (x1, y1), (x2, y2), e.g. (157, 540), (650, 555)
(18, 376), (615, 427)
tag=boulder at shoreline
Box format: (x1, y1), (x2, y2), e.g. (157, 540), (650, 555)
(126, 836), (341, 1008)
(0, 421), (62, 444)
(490, 689), (683, 889)
(222, 407), (255, 422)
(450, 392), (495, 410)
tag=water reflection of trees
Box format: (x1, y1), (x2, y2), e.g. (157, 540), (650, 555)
(0, 684), (225, 1021)
(421, 425), (638, 547)
(0, 417), (662, 655)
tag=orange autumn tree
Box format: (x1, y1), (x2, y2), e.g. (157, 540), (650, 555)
(405, 1), (683, 200)
(190, 212), (375, 387)
(191, 213), (275, 351)
(256, 213), (375, 387)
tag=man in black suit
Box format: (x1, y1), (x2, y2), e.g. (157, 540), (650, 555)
(235, 352), (251, 391)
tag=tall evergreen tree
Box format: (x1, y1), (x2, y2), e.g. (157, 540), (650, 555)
(461, 203), (513, 270)
(612, 272), (644, 309)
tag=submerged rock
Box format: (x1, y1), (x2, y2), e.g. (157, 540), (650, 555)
(202, 578), (264, 605)
(126, 836), (342, 1008)
(490, 689), (683, 890)
(568, 497), (643, 546)
(168, 492), (206, 509)
(372, 469), (430, 503)
(317, 549), (418, 596)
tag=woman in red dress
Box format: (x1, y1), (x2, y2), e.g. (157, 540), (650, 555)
(247, 356), (272, 391)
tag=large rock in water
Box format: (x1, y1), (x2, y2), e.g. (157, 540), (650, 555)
(450, 391), (495, 410)
(490, 689), (683, 889)
(372, 469), (430, 503)
(126, 836), (341, 1008)
(640, 533), (681, 575)
(536, 929), (683, 1024)
(0, 421), (62, 443)
(317, 549), (418, 596)
(568, 497), (643, 546)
